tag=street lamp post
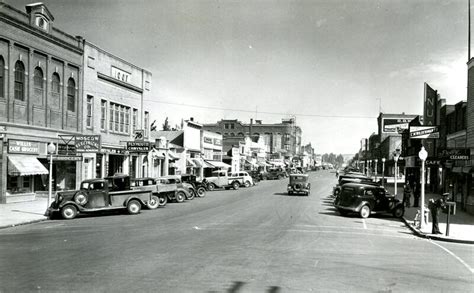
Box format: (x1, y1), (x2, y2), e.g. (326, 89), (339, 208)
(368, 160), (372, 177)
(374, 159), (378, 182)
(47, 142), (56, 211)
(394, 152), (400, 197)
(382, 158), (386, 187)
(418, 146), (428, 230)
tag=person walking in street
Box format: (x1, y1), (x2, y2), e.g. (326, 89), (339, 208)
(428, 193), (449, 235)
(403, 184), (412, 208)
(413, 182), (421, 208)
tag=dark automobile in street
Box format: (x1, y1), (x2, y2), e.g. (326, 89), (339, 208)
(130, 177), (167, 208)
(333, 177), (377, 197)
(287, 174), (310, 196)
(48, 175), (153, 220)
(180, 174), (207, 197)
(334, 183), (404, 218)
(265, 168), (287, 180)
(155, 176), (192, 204)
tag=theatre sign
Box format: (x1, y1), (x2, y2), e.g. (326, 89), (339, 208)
(409, 126), (439, 139)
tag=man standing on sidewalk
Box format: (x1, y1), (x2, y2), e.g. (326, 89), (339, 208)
(413, 182), (421, 207)
(403, 184), (412, 207)
(428, 193), (448, 235)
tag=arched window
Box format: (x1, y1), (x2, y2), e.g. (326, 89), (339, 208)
(34, 67), (43, 89)
(67, 78), (75, 112)
(51, 73), (60, 94)
(230, 132), (235, 137)
(0, 57), (4, 98)
(237, 132), (244, 137)
(14, 61), (25, 101)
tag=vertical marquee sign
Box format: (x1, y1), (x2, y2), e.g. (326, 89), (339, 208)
(423, 83), (438, 156)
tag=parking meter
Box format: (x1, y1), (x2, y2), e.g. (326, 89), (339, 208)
(445, 201), (456, 236)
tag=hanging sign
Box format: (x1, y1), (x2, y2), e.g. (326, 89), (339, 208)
(409, 126), (439, 139)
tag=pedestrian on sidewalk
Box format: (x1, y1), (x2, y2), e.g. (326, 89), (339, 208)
(413, 182), (421, 208)
(403, 184), (412, 208)
(428, 193), (448, 235)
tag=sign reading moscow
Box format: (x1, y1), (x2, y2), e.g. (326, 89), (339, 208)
(75, 135), (101, 152)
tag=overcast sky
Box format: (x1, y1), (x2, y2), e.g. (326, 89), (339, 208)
(9, 0), (470, 154)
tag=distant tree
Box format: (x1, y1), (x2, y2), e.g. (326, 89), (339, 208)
(162, 117), (171, 131)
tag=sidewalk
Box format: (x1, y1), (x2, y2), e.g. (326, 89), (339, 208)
(384, 183), (474, 244)
(0, 197), (49, 229)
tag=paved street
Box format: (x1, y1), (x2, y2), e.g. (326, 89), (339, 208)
(0, 171), (472, 292)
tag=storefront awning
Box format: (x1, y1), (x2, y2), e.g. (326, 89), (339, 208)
(168, 151), (179, 160)
(244, 159), (258, 167)
(150, 149), (165, 159)
(192, 158), (214, 168)
(258, 161), (272, 167)
(268, 161), (285, 167)
(186, 158), (196, 167)
(8, 155), (49, 176)
(205, 160), (231, 169)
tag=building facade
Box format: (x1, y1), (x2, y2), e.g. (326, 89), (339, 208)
(0, 2), (83, 203)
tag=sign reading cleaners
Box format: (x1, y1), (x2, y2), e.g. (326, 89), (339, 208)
(75, 135), (101, 153)
(8, 139), (39, 154)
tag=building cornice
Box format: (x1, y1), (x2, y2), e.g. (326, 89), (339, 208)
(97, 72), (143, 93)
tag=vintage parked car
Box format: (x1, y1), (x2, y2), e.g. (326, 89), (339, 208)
(332, 177), (377, 198)
(249, 170), (261, 184)
(334, 183), (405, 218)
(205, 170), (244, 191)
(47, 175), (153, 220)
(180, 174), (207, 197)
(155, 176), (192, 204)
(228, 171), (254, 187)
(130, 177), (168, 208)
(287, 174), (310, 196)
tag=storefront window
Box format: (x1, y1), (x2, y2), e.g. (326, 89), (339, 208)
(7, 175), (32, 194)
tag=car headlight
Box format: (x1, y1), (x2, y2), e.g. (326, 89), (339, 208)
(287, 185), (292, 190)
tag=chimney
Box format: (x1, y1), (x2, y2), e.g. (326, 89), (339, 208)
(249, 119), (253, 137)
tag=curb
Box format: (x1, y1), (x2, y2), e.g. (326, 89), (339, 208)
(0, 218), (48, 230)
(401, 217), (474, 245)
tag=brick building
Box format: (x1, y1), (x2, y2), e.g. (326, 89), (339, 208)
(0, 2), (83, 203)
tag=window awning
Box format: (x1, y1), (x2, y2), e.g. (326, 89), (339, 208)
(258, 161), (272, 167)
(8, 155), (49, 176)
(168, 151), (179, 160)
(192, 158), (214, 168)
(186, 158), (196, 167)
(268, 161), (285, 167)
(462, 166), (473, 174)
(150, 149), (165, 159)
(205, 160), (231, 169)
(244, 159), (258, 167)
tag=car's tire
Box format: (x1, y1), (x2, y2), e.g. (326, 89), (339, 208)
(74, 192), (87, 206)
(208, 183), (216, 191)
(60, 205), (78, 220)
(127, 200), (141, 215)
(197, 187), (206, 197)
(146, 195), (159, 209)
(186, 190), (195, 200)
(232, 181), (240, 190)
(360, 205), (371, 218)
(175, 191), (186, 203)
(159, 195), (168, 207)
(392, 206), (405, 218)
(244, 181), (251, 188)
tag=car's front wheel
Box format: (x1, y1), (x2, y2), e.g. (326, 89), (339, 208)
(244, 181), (251, 188)
(127, 200), (141, 215)
(146, 195), (160, 209)
(208, 183), (216, 191)
(60, 205), (77, 220)
(392, 206), (405, 218)
(159, 195), (168, 207)
(186, 190), (195, 200)
(232, 181), (240, 190)
(175, 191), (186, 203)
(197, 187), (206, 197)
(359, 205), (371, 218)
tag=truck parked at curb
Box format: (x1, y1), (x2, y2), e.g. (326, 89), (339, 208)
(47, 175), (153, 220)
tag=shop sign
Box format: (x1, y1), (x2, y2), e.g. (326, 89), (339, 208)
(8, 139), (39, 154)
(75, 135), (101, 152)
(102, 147), (127, 155)
(57, 144), (76, 155)
(382, 118), (412, 133)
(134, 130), (144, 141)
(49, 155), (82, 161)
(409, 126), (439, 139)
(127, 141), (150, 153)
(426, 159), (441, 166)
(438, 149), (470, 160)
(213, 138), (222, 146)
(204, 137), (213, 144)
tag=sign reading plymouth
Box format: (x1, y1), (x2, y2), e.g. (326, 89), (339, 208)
(75, 135), (101, 153)
(409, 126), (439, 139)
(438, 149), (470, 160)
(126, 141), (150, 153)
